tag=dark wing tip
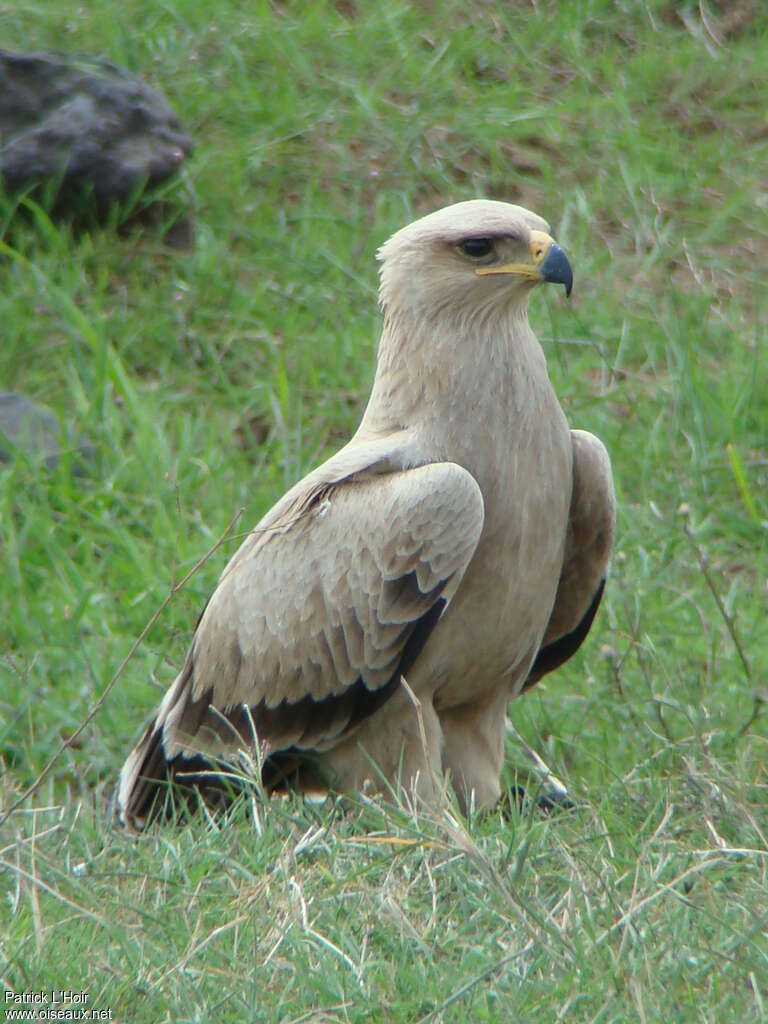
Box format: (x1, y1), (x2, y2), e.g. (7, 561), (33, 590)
(522, 577), (605, 691)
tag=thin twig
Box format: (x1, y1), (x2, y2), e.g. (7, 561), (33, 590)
(0, 508), (244, 828)
(682, 521), (762, 741)
(683, 523), (752, 683)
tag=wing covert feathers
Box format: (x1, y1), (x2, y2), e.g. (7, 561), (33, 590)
(118, 461), (484, 824)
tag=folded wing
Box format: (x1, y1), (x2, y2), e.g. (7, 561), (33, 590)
(118, 460), (484, 822)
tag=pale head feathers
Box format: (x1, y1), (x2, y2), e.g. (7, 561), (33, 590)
(377, 200), (552, 326)
(359, 200), (556, 438)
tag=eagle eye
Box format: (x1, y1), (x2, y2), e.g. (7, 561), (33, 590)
(458, 237), (494, 259)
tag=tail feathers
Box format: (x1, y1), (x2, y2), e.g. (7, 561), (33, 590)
(118, 718), (333, 827)
(117, 722), (236, 827)
(117, 722), (172, 827)
(117, 657), (241, 827)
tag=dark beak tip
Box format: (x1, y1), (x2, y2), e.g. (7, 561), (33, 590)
(540, 243), (573, 298)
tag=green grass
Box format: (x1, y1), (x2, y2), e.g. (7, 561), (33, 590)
(1, 0), (767, 1020)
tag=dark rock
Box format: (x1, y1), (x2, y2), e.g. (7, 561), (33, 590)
(0, 391), (93, 471)
(0, 50), (192, 208)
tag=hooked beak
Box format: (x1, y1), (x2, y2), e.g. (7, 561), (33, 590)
(475, 230), (573, 297)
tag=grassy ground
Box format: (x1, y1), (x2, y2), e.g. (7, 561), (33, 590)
(1, 0), (767, 1020)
